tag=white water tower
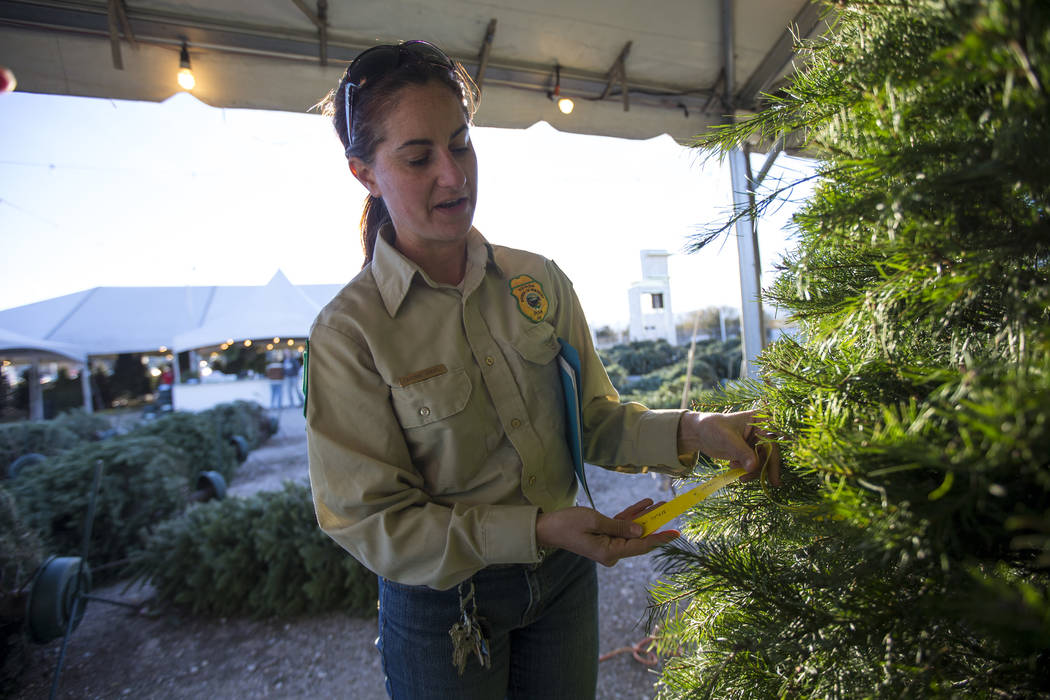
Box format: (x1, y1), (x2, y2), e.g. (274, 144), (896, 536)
(628, 250), (676, 345)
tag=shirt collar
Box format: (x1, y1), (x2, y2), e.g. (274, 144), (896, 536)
(371, 224), (504, 317)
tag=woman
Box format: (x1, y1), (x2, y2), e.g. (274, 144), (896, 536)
(306, 40), (780, 699)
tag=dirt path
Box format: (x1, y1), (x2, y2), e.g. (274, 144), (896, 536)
(15, 409), (680, 699)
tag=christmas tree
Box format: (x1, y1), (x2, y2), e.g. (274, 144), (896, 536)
(651, 1), (1050, 697)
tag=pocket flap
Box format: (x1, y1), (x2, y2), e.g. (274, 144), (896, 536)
(512, 323), (561, 365)
(390, 367), (472, 428)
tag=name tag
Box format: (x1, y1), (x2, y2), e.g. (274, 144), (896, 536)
(397, 364), (448, 387)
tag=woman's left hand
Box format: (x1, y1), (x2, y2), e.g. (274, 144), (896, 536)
(535, 498), (678, 567)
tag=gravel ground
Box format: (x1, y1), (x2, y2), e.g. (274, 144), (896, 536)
(16, 408), (682, 699)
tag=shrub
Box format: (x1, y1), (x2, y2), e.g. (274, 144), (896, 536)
(131, 412), (237, 481)
(41, 368), (85, 417)
(129, 482), (377, 619)
(603, 363), (629, 392)
(602, 339), (686, 375)
(108, 353), (150, 404)
(9, 436), (190, 567)
(0, 421), (80, 475)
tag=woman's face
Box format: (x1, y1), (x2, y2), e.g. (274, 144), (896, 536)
(350, 80), (478, 256)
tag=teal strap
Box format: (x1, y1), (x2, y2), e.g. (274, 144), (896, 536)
(301, 340), (309, 418)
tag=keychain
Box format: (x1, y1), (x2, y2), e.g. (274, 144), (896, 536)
(449, 579), (491, 675)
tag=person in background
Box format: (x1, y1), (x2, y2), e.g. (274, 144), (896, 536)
(306, 40), (781, 700)
(283, 350), (303, 407)
(265, 354), (284, 410)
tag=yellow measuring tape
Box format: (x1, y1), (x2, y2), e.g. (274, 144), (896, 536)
(633, 467), (748, 536)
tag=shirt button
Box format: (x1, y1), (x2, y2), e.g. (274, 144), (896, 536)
(419, 407), (430, 417)
(485, 356), (495, 366)
(528, 475), (536, 486)
(510, 418), (521, 428)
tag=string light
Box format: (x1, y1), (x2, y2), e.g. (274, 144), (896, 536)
(549, 63), (574, 115)
(177, 42), (196, 91)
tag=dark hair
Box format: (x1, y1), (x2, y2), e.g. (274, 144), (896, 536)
(317, 45), (479, 267)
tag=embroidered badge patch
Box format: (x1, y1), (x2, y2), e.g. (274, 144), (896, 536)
(509, 275), (549, 322)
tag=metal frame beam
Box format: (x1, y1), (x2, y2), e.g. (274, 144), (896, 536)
(473, 18), (497, 90)
(598, 41), (632, 111)
(289, 0), (328, 65)
(736, 0), (823, 109)
(0, 1), (719, 115)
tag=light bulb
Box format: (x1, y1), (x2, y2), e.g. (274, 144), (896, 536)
(558, 97), (575, 115)
(177, 67), (196, 91)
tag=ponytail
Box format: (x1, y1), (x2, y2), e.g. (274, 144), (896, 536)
(360, 195), (390, 267)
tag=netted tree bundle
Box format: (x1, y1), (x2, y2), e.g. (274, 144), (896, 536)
(9, 436), (190, 569)
(128, 482), (378, 619)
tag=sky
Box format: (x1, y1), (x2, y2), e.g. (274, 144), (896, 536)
(0, 90), (816, 329)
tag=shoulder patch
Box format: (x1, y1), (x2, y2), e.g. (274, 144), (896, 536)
(509, 274), (549, 323)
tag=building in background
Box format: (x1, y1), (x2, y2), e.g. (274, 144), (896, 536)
(628, 250), (676, 345)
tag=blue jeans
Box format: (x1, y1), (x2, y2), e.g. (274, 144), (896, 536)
(377, 549), (598, 699)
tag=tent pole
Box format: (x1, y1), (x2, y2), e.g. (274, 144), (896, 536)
(171, 352), (182, 412)
(80, 357), (94, 413)
(722, 0), (765, 379)
(29, 357), (44, 420)
(729, 149), (765, 378)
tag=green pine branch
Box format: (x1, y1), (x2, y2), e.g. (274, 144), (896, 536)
(651, 1), (1050, 697)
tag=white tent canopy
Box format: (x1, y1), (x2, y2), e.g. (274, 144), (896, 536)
(172, 270), (323, 351)
(0, 271), (342, 356)
(0, 328), (87, 364)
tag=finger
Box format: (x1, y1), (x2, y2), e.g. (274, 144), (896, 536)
(606, 530), (681, 561)
(613, 498), (654, 520)
(639, 500), (667, 516)
(763, 440), (782, 486)
(618, 499), (667, 520)
(598, 513), (645, 539)
(649, 529), (680, 544)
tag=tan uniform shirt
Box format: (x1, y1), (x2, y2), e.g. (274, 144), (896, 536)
(307, 227), (690, 590)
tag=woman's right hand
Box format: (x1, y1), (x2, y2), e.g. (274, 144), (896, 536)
(535, 499), (679, 567)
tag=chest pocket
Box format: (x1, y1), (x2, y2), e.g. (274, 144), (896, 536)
(389, 367), (472, 429)
(512, 322), (561, 365)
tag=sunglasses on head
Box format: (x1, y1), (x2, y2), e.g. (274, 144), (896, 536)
(342, 40), (456, 154)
